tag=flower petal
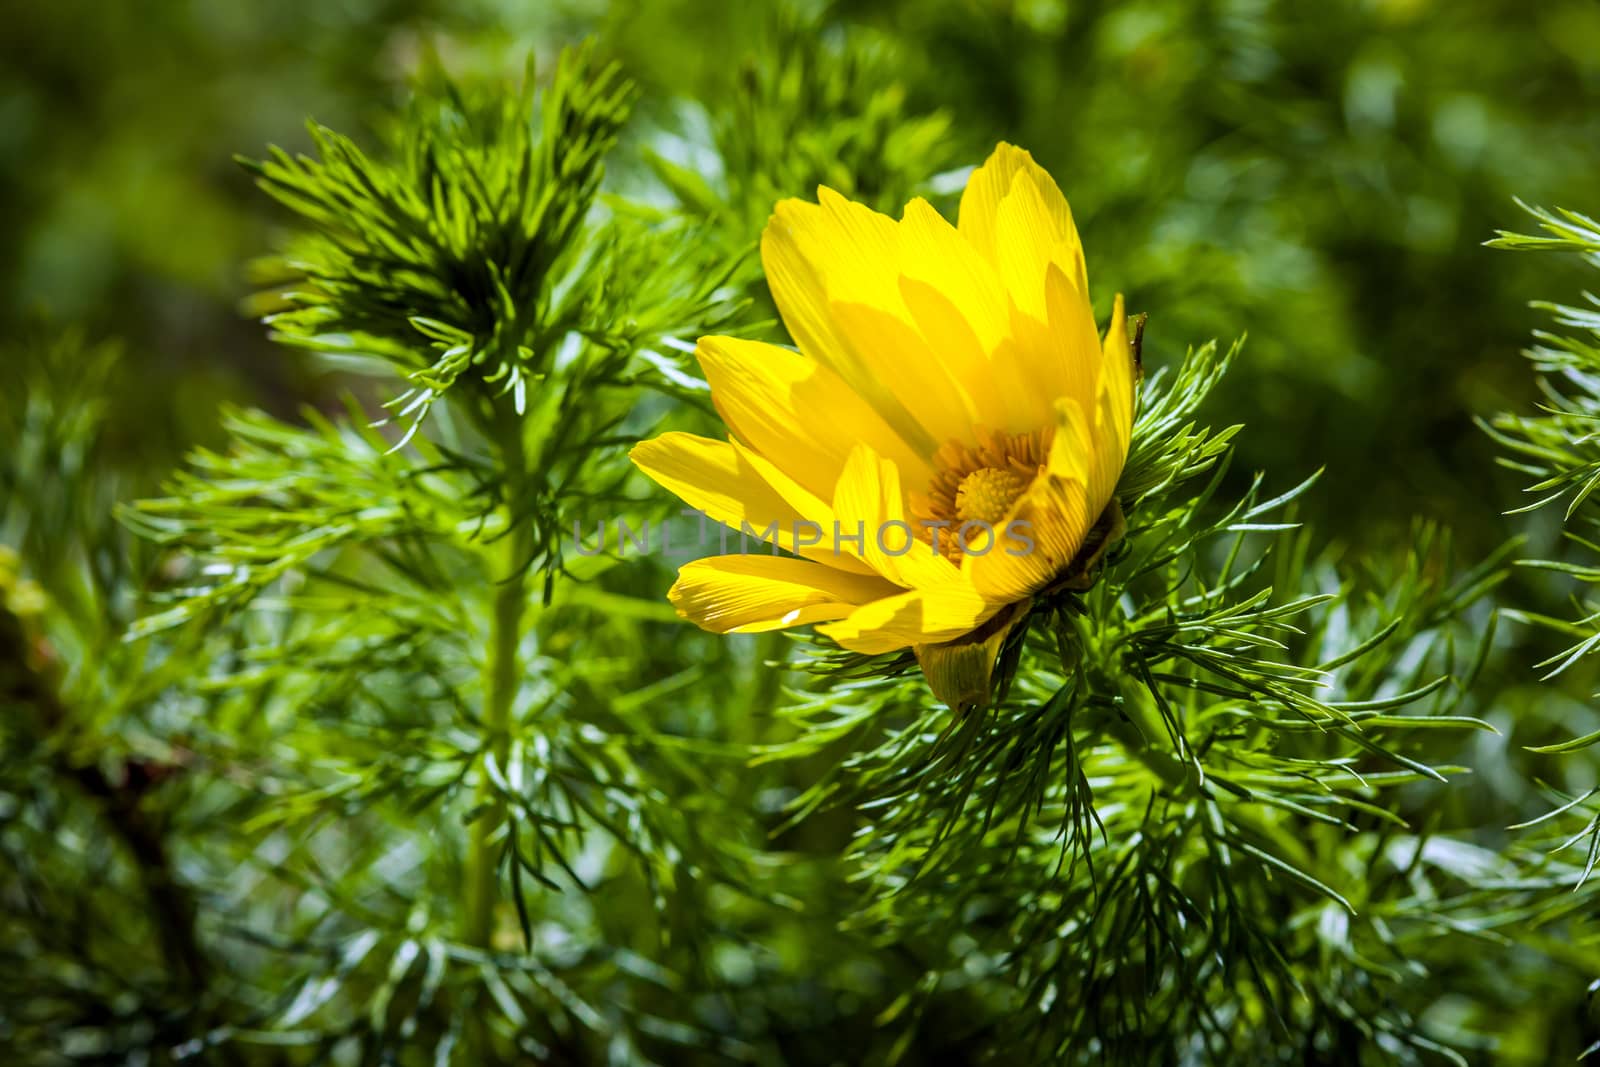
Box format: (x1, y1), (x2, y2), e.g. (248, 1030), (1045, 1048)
(817, 584), (996, 654)
(763, 189), (1022, 457)
(898, 197), (1011, 353)
(630, 432), (875, 573)
(1043, 261), (1104, 419)
(762, 192), (939, 457)
(695, 334), (933, 495)
(988, 263), (1100, 437)
(1097, 293), (1137, 486)
(914, 601), (1028, 709)
(992, 166), (1090, 317)
(896, 276), (1006, 430)
(959, 143), (1088, 300)
(670, 555), (903, 634)
(831, 443), (964, 592)
(827, 300), (976, 451)
(1025, 294), (1135, 523)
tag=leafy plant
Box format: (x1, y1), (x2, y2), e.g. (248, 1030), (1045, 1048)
(8, 23), (1600, 1067)
(762, 332), (1528, 1063)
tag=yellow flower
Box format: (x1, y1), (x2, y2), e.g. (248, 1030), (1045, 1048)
(631, 144), (1137, 708)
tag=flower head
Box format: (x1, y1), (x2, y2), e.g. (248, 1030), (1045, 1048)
(632, 144), (1137, 708)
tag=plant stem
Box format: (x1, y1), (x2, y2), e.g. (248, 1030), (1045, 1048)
(463, 409), (533, 949)
(1057, 609), (1189, 790)
(1111, 682), (1190, 790)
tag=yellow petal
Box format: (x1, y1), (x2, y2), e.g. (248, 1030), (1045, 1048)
(817, 584), (996, 654)
(1036, 295), (1135, 517)
(1043, 261), (1103, 418)
(893, 197), (1020, 433)
(1098, 293), (1137, 483)
(914, 601), (1028, 709)
(898, 197), (1011, 353)
(762, 196), (934, 457)
(761, 199), (852, 368)
(762, 191), (1007, 457)
(958, 143), (1088, 298)
(670, 555), (903, 634)
(695, 334), (933, 495)
(811, 186), (904, 309)
(991, 262), (1101, 434)
(982, 333), (1058, 436)
(831, 443), (964, 592)
(827, 299), (975, 450)
(630, 432), (875, 573)
(896, 276), (1004, 429)
(992, 166), (1089, 318)
(762, 193), (907, 386)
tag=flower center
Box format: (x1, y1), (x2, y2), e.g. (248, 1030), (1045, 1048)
(910, 426), (1052, 560)
(955, 467), (1030, 527)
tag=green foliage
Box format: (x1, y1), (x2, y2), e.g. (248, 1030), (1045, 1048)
(0, 334), (216, 1059)
(1463, 207), (1600, 1027)
(644, 11), (959, 239)
(244, 45), (736, 439)
(6, 52), (761, 1065)
(8, 7), (1600, 1067)
(1486, 205), (1600, 692)
(766, 339), (1531, 1063)
(634, 7), (964, 353)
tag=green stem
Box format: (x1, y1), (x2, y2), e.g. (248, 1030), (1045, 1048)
(463, 411), (533, 949)
(1110, 682), (1190, 790)
(1056, 608), (1188, 790)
